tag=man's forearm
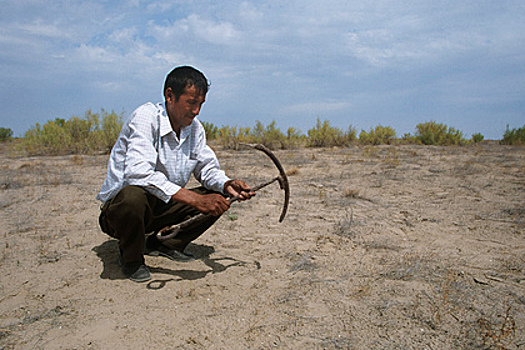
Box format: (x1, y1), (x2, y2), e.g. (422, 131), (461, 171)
(170, 187), (230, 216)
(170, 188), (199, 207)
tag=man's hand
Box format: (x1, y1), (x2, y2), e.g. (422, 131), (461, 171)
(193, 193), (231, 216)
(171, 188), (230, 216)
(224, 179), (256, 202)
(170, 180), (255, 217)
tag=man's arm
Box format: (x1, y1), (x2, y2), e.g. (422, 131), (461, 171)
(170, 179), (255, 217)
(170, 188), (231, 217)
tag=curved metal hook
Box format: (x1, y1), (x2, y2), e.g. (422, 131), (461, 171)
(156, 143), (289, 242)
(241, 143), (290, 222)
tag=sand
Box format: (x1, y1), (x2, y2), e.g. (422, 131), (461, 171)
(1, 144), (524, 349)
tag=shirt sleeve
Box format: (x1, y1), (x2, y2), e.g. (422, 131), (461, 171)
(192, 123), (231, 194)
(124, 106), (180, 203)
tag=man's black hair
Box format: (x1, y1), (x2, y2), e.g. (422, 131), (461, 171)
(164, 66), (210, 101)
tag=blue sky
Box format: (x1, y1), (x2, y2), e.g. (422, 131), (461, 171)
(1, 0), (524, 139)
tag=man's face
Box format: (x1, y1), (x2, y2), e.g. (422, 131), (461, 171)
(165, 84), (206, 134)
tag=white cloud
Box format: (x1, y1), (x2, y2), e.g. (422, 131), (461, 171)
(76, 44), (118, 63)
(239, 2), (264, 22)
(284, 100), (351, 115)
(0, 0), (524, 139)
(108, 27), (139, 46)
(148, 14), (240, 46)
(17, 20), (71, 39)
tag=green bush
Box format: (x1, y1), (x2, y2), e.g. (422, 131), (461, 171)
(501, 125), (525, 145)
(307, 118), (356, 147)
(201, 121), (219, 140)
(251, 121), (285, 150)
(21, 119), (72, 155)
(216, 121), (304, 150)
(471, 133), (484, 143)
(359, 125), (396, 145)
(414, 121), (467, 146)
(401, 133), (419, 145)
(99, 109), (124, 152)
(0, 127), (13, 142)
(19, 109), (123, 155)
(217, 125), (253, 150)
(284, 127), (305, 149)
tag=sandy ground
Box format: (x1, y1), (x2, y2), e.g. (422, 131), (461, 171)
(0, 144), (524, 349)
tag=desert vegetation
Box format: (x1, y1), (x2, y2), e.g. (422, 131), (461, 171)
(1, 110), (523, 156)
(502, 124), (525, 145)
(3, 109), (124, 156)
(0, 127), (13, 142)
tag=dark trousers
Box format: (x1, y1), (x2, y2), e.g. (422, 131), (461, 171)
(99, 185), (222, 264)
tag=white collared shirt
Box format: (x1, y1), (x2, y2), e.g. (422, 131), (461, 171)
(96, 102), (230, 204)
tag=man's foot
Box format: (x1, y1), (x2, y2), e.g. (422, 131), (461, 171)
(119, 254), (151, 282)
(122, 264), (152, 282)
(144, 244), (196, 262)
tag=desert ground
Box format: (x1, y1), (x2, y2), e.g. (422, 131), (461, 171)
(0, 143), (524, 349)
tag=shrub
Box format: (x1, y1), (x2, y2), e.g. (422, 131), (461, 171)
(501, 125), (525, 145)
(217, 125), (253, 149)
(65, 111), (102, 153)
(471, 133), (484, 143)
(307, 118), (356, 147)
(216, 121), (304, 150)
(251, 120), (285, 150)
(19, 109), (123, 155)
(359, 125), (397, 145)
(201, 121), (219, 140)
(401, 133), (420, 145)
(21, 119), (73, 155)
(415, 121), (467, 146)
(0, 127), (13, 142)
(99, 109), (124, 152)
(217, 125), (238, 149)
(284, 127), (305, 149)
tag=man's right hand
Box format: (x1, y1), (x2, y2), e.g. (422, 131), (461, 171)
(193, 193), (231, 216)
(170, 188), (230, 216)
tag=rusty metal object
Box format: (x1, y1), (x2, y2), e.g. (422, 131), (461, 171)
(246, 143), (289, 222)
(156, 143), (290, 242)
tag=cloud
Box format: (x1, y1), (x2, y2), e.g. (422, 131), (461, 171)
(148, 14), (240, 47)
(76, 44), (119, 63)
(284, 100), (352, 115)
(0, 0), (524, 139)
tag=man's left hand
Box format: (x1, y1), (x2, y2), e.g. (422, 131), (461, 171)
(224, 180), (256, 202)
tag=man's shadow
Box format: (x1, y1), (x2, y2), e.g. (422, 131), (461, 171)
(92, 239), (256, 289)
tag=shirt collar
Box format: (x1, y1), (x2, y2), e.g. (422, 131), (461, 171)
(159, 103), (172, 138)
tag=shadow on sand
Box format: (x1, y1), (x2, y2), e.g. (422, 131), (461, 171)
(92, 239), (258, 289)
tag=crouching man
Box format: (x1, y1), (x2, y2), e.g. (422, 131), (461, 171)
(96, 66), (254, 282)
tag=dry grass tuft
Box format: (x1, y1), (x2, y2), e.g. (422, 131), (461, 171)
(71, 155), (85, 165)
(342, 187), (359, 198)
(286, 166), (299, 176)
(333, 209), (356, 238)
(478, 306), (516, 350)
(287, 253), (319, 273)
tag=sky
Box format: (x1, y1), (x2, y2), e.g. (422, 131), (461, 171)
(1, 0), (524, 140)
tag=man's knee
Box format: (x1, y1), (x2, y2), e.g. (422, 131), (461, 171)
(101, 186), (153, 231)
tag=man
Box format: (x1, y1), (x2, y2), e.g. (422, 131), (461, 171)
(97, 66), (255, 282)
